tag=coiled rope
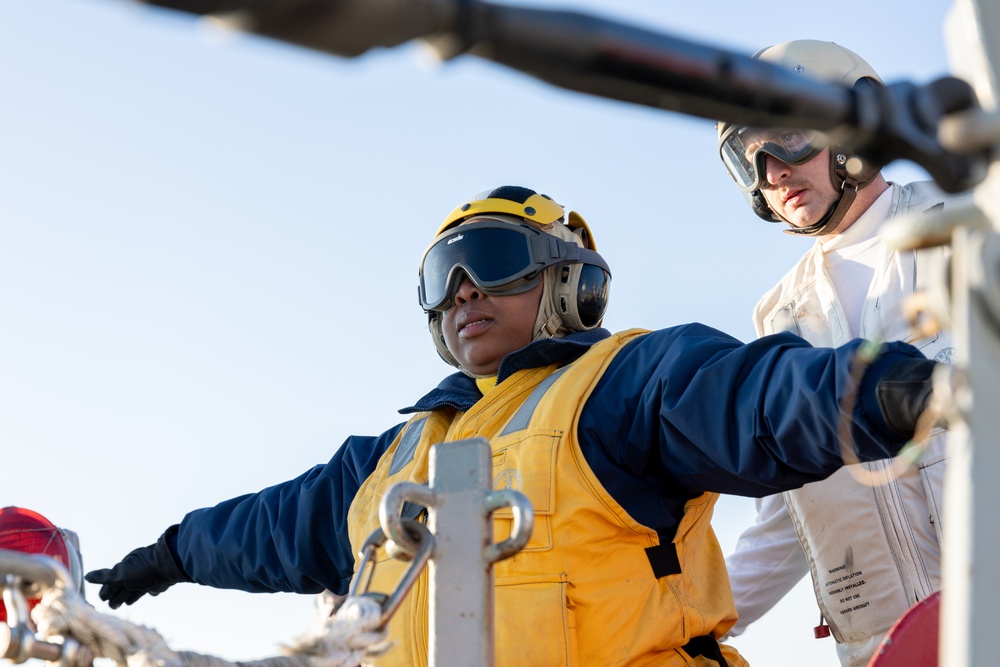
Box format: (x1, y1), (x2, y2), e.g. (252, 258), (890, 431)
(30, 584), (390, 667)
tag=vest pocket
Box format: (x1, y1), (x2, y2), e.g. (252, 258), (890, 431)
(490, 431), (559, 551)
(766, 303), (801, 336)
(495, 573), (573, 667)
(493, 515), (552, 552)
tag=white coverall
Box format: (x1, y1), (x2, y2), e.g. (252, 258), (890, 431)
(725, 181), (964, 667)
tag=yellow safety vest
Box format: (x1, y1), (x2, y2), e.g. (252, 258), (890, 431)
(347, 330), (748, 667)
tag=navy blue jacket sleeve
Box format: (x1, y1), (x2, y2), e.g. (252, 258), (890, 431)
(579, 324), (924, 499)
(174, 423), (404, 596)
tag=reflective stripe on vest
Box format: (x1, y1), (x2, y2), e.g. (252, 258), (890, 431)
(346, 329), (742, 666)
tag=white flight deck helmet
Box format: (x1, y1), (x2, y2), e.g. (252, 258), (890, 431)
(717, 40), (884, 236)
(418, 185), (611, 376)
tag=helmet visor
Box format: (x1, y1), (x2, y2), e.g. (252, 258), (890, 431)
(720, 125), (824, 192)
(419, 220), (608, 312)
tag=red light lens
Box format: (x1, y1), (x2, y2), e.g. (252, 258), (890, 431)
(0, 507), (70, 624)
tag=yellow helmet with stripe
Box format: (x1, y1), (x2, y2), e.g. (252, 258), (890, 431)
(438, 187), (599, 251)
(423, 186), (610, 374)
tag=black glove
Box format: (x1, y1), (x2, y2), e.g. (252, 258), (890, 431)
(876, 358), (937, 438)
(84, 525), (192, 609)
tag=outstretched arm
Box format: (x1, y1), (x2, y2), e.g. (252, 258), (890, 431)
(86, 425), (403, 607)
(584, 324), (936, 497)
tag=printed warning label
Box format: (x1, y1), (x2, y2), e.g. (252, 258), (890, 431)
(824, 568), (870, 615)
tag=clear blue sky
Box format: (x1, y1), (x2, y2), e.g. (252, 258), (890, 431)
(1, 0), (954, 665)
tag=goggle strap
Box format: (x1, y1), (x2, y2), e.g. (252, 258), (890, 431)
(531, 234), (564, 262)
(579, 247), (610, 273)
(420, 223), (611, 311)
(530, 236), (610, 274)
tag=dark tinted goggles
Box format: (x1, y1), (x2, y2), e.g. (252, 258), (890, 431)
(720, 125), (824, 192)
(418, 220), (609, 312)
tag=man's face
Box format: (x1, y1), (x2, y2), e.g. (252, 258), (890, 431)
(441, 275), (543, 376)
(758, 147), (838, 228)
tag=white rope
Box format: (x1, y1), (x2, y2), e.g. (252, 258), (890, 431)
(30, 586), (390, 667)
(276, 596), (392, 667)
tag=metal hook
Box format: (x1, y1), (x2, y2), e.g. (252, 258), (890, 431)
(482, 489), (534, 563)
(348, 521), (434, 629)
(380, 482), (437, 557)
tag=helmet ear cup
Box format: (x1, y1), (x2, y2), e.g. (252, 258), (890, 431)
(553, 262), (610, 330)
(576, 264), (611, 328)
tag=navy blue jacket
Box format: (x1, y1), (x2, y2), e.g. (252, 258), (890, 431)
(173, 324), (920, 597)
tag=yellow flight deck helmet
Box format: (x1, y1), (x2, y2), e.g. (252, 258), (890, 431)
(419, 185), (611, 374)
(717, 40), (884, 236)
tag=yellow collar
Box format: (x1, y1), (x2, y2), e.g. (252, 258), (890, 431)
(475, 376), (498, 395)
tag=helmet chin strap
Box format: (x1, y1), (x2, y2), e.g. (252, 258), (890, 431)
(781, 178), (860, 236)
(773, 153), (879, 237)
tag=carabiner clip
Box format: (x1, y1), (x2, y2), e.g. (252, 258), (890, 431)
(0, 551), (89, 666)
(348, 520), (434, 629)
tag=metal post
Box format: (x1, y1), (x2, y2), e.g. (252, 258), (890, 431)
(942, 2), (1000, 665)
(941, 228), (1000, 667)
(378, 438), (533, 667)
(426, 440), (496, 666)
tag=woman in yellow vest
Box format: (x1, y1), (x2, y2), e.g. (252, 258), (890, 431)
(88, 186), (938, 667)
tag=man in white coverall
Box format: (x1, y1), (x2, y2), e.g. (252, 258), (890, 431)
(716, 40), (967, 667)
